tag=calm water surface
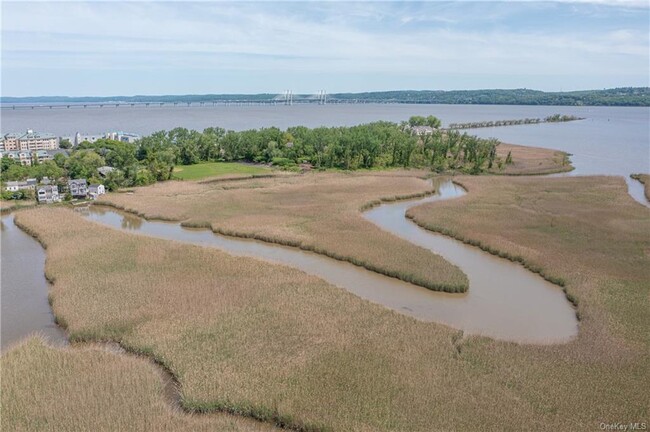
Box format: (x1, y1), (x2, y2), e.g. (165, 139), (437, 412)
(80, 181), (578, 344)
(1, 215), (67, 351)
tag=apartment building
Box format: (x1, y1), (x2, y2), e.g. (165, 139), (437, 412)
(2, 130), (59, 151)
(1, 150), (33, 166)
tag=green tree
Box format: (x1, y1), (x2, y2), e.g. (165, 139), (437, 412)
(1, 164), (28, 181)
(33, 161), (65, 181)
(408, 116), (427, 127)
(65, 150), (106, 179)
(426, 116), (442, 129)
(53, 153), (68, 169)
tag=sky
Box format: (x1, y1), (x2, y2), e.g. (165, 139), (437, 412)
(1, 1), (649, 96)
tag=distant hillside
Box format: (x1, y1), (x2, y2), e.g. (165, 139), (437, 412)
(330, 88), (650, 106)
(2, 87), (648, 106)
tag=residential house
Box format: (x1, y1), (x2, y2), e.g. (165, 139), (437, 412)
(1, 149), (67, 166)
(88, 184), (106, 200)
(25, 178), (38, 189)
(4, 181), (33, 192)
(5, 178), (37, 192)
(1, 150), (33, 166)
(97, 166), (116, 177)
(32, 150), (53, 163)
(37, 185), (61, 204)
(68, 179), (88, 198)
(410, 126), (435, 136)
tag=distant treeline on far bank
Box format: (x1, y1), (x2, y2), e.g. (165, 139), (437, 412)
(2, 87), (648, 107)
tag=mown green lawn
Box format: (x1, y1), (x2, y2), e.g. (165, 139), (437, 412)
(173, 162), (271, 180)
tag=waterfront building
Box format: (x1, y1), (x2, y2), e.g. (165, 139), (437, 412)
(97, 166), (116, 177)
(105, 131), (141, 143)
(88, 184), (106, 199)
(410, 126), (435, 136)
(0, 150), (33, 166)
(68, 179), (88, 198)
(37, 185), (61, 204)
(74, 132), (104, 146)
(1, 149), (68, 166)
(74, 131), (140, 145)
(4, 180), (33, 192)
(2, 130), (59, 151)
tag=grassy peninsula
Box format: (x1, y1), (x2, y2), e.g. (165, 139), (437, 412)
(97, 171), (468, 292)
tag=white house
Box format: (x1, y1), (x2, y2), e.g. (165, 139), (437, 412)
(88, 184), (106, 200)
(4, 181), (32, 192)
(410, 126), (435, 136)
(37, 185), (61, 204)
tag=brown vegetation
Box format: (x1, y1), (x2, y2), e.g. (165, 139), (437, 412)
(1, 337), (277, 431)
(12, 186), (650, 430)
(97, 171), (468, 292)
(407, 176), (650, 418)
(491, 142), (573, 175)
(0, 199), (36, 214)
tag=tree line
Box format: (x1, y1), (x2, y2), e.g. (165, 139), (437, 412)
(3, 87), (648, 107)
(1, 117), (504, 195)
(448, 114), (583, 129)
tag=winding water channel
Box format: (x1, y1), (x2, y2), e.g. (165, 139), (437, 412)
(1, 215), (67, 350)
(1, 180), (578, 350)
(83, 180), (576, 343)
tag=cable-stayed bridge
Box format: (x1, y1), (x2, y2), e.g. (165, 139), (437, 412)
(2, 91), (332, 110)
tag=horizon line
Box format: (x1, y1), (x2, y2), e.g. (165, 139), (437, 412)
(3, 86), (649, 100)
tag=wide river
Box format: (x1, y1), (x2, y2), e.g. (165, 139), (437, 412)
(2, 103), (649, 204)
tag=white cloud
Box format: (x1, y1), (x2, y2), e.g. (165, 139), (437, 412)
(1, 1), (648, 94)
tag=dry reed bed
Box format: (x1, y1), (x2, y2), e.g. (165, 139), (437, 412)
(491, 143), (573, 175)
(11, 197), (650, 430)
(98, 171), (468, 292)
(406, 176), (650, 413)
(1, 337), (278, 432)
(0, 200), (37, 214)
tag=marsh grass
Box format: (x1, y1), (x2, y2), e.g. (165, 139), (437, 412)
(98, 171), (469, 292)
(0, 337), (278, 432)
(0, 199), (37, 214)
(491, 143), (573, 175)
(408, 175), (650, 344)
(12, 195), (650, 430)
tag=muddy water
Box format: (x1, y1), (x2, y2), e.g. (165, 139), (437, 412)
(82, 181), (577, 344)
(1, 215), (67, 351)
(364, 181), (578, 343)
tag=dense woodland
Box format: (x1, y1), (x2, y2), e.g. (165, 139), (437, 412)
(1, 117), (502, 194)
(3, 87), (648, 106)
